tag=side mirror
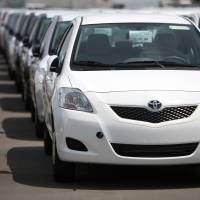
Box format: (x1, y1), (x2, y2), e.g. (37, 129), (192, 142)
(49, 48), (57, 56)
(23, 36), (29, 47)
(16, 33), (22, 41)
(9, 29), (13, 35)
(32, 44), (41, 57)
(16, 33), (21, 40)
(48, 55), (59, 73)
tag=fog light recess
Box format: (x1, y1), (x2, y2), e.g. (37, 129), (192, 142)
(66, 137), (88, 152)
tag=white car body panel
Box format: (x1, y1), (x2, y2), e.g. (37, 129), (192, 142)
(69, 70), (200, 92)
(42, 11), (102, 127)
(49, 14), (200, 166)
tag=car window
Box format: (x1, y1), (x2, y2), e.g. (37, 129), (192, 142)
(6, 14), (13, 29)
(72, 23), (200, 70)
(10, 14), (19, 33)
(14, 14), (23, 34)
(17, 15), (26, 35)
(58, 25), (74, 68)
(36, 18), (51, 44)
(27, 16), (37, 36)
(29, 17), (42, 43)
(49, 21), (71, 55)
(20, 15), (33, 38)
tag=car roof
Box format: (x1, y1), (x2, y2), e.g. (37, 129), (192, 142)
(59, 11), (98, 22)
(81, 13), (191, 25)
(136, 7), (200, 15)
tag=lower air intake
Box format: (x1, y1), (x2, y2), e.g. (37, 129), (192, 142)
(111, 143), (198, 158)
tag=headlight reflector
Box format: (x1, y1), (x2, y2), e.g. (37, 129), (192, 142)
(58, 88), (93, 112)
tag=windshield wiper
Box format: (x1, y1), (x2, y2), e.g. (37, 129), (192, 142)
(72, 60), (115, 70)
(115, 60), (166, 69)
(73, 60), (200, 71)
(72, 60), (167, 70)
(116, 60), (200, 70)
(158, 61), (200, 69)
(72, 60), (200, 71)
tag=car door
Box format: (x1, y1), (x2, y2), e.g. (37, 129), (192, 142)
(45, 24), (74, 135)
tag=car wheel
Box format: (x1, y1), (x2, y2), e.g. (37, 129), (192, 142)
(24, 90), (31, 111)
(35, 111), (44, 138)
(16, 81), (22, 93)
(53, 139), (75, 182)
(31, 103), (35, 122)
(44, 126), (52, 156)
(9, 70), (15, 80)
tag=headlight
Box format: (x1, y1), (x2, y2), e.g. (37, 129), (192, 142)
(57, 88), (93, 113)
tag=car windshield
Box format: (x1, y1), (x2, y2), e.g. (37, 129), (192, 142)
(27, 16), (37, 36)
(20, 15), (33, 38)
(49, 21), (70, 55)
(17, 15), (26, 36)
(9, 14), (19, 32)
(35, 18), (51, 44)
(72, 23), (200, 70)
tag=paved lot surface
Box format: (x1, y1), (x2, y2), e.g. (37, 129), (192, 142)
(1, 55), (200, 200)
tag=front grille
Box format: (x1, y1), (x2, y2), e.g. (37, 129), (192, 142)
(111, 143), (198, 157)
(111, 106), (197, 123)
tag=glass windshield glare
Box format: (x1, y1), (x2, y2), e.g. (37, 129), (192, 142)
(72, 23), (200, 70)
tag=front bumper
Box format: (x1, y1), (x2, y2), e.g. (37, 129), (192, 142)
(53, 99), (200, 166)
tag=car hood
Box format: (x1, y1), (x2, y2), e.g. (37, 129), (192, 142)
(69, 70), (200, 92)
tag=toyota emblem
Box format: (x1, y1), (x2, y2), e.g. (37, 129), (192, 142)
(148, 100), (162, 111)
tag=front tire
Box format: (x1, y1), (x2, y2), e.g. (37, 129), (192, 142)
(44, 126), (52, 155)
(35, 111), (44, 139)
(9, 70), (15, 80)
(31, 103), (35, 122)
(53, 140), (75, 182)
(23, 86), (31, 111)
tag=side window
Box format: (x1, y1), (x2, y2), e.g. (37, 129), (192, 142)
(49, 21), (70, 55)
(58, 25), (74, 67)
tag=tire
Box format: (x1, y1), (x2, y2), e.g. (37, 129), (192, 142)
(16, 78), (23, 93)
(9, 70), (15, 80)
(24, 89), (31, 111)
(16, 81), (22, 93)
(31, 103), (35, 122)
(23, 73), (31, 110)
(53, 140), (75, 182)
(44, 126), (52, 156)
(35, 112), (44, 139)
(24, 97), (31, 111)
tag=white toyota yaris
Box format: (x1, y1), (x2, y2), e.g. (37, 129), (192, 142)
(46, 13), (200, 182)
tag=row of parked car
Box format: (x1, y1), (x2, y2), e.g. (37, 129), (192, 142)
(1, 7), (200, 182)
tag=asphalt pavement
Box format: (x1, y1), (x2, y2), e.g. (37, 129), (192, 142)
(1, 55), (200, 200)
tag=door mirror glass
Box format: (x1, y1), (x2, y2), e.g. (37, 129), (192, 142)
(48, 55), (59, 73)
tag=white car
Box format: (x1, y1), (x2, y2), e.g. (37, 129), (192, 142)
(22, 10), (69, 110)
(186, 13), (200, 28)
(7, 12), (26, 79)
(46, 13), (200, 182)
(32, 11), (92, 138)
(32, 13), (71, 138)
